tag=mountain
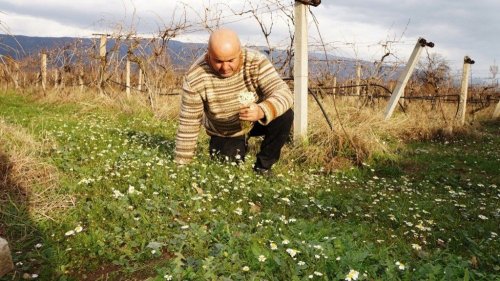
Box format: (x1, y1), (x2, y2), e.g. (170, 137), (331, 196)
(0, 34), (399, 80)
(0, 34), (206, 69)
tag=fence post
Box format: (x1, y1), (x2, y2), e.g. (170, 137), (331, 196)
(293, 0), (308, 142)
(332, 76), (337, 97)
(355, 64), (361, 96)
(94, 34), (108, 95)
(138, 68), (143, 92)
(54, 69), (59, 89)
(79, 67), (84, 93)
(125, 59), (131, 97)
(457, 56), (475, 125)
(493, 100), (500, 119)
(41, 53), (47, 92)
(384, 38), (434, 120)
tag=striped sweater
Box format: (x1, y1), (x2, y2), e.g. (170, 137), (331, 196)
(174, 48), (293, 164)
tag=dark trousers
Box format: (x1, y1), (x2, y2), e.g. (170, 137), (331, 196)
(209, 109), (294, 170)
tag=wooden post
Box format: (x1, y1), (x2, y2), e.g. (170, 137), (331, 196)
(457, 56), (474, 125)
(384, 38), (434, 120)
(126, 59), (131, 97)
(293, 1), (308, 142)
(355, 64), (361, 96)
(41, 53), (47, 92)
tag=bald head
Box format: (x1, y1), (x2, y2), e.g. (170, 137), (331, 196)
(208, 28), (241, 58)
(207, 28), (242, 78)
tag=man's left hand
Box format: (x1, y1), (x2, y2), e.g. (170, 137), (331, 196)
(239, 103), (264, 121)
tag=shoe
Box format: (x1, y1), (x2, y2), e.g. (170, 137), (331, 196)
(253, 166), (273, 177)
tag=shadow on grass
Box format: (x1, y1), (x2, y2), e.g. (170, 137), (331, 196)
(124, 130), (176, 158)
(0, 151), (53, 280)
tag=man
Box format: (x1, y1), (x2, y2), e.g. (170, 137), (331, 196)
(174, 28), (293, 174)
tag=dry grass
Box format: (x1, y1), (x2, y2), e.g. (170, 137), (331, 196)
(10, 87), (497, 172)
(27, 87), (182, 121)
(0, 119), (74, 221)
(280, 96), (494, 171)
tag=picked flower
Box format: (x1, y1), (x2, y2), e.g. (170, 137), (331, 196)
(239, 91), (256, 105)
(239, 91), (256, 131)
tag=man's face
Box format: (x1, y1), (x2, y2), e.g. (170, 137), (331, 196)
(207, 48), (241, 78)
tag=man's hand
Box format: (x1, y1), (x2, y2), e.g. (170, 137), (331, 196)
(239, 103), (264, 121)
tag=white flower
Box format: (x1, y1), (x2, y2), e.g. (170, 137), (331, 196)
(396, 261), (406, 270)
(314, 271), (323, 276)
(34, 243), (43, 249)
(239, 91), (256, 105)
(412, 244), (422, 251)
(164, 274), (173, 280)
(282, 239), (289, 245)
(112, 189), (124, 199)
(478, 215), (488, 220)
(75, 226), (83, 233)
(286, 248), (299, 257)
(65, 230), (75, 236)
(234, 207), (243, 216)
(258, 255), (267, 262)
(345, 269), (359, 281)
(298, 261), (305, 266)
(128, 185), (136, 194)
(270, 242), (278, 250)
(180, 225), (189, 230)
(242, 266), (250, 271)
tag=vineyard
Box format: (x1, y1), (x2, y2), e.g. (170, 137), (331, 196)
(1, 0), (500, 280)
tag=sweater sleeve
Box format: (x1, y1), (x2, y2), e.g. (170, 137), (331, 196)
(255, 55), (294, 125)
(174, 77), (204, 164)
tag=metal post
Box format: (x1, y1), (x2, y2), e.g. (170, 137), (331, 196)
(384, 38), (434, 120)
(457, 56), (474, 125)
(293, 1), (308, 142)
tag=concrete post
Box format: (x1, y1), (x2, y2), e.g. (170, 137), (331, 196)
(493, 100), (500, 119)
(457, 56), (474, 125)
(293, 1), (308, 142)
(355, 64), (361, 96)
(138, 68), (143, 92)
(0, 237), (14, 277)
(41, 53), (47, 92)
(384, 38), (434, 120)
(126, 59), (131, 97)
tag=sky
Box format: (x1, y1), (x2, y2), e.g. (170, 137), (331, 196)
(1, 0), (499, 82)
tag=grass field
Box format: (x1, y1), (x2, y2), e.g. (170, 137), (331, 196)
(0, 90), (499, 280)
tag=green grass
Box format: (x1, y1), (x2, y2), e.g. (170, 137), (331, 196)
(1, 90), (499, 280)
